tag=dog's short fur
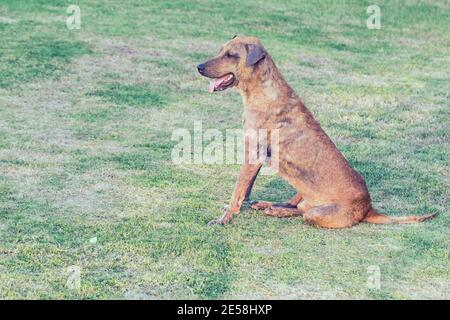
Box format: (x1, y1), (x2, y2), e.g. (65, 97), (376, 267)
(197, 36), (436, 228)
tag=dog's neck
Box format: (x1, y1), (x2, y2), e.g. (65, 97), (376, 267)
(236, 56), (297, 111)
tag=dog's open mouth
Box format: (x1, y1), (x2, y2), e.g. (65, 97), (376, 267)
(208, 73), (235, 93)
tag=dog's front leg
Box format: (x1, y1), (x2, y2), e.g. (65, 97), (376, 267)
(208, 163), (262, 226)
(244, 165), (262, 201)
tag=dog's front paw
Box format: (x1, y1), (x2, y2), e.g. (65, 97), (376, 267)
(207, 218), (228, 226)
(207, 209), (234, 226)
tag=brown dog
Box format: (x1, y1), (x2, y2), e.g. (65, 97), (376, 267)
(197, 36), (437, 228)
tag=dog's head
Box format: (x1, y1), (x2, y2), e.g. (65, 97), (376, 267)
(197, 36), (267, 93)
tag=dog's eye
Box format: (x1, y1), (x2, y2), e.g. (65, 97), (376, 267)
(226, 52), (239, 58)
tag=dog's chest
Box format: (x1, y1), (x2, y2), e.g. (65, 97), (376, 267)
(242, 109), (261, 129)
(242, 108), (286, 130)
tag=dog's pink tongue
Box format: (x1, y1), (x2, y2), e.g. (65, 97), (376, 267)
(208, 75), (228, 93)
(208, 80), (216, 93)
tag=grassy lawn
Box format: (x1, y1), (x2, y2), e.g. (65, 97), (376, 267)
(0, 0), (449, 299)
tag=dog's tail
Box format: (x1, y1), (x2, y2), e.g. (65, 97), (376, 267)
(362, 208), (437, 224)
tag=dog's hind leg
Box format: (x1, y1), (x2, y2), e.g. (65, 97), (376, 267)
(288, 192), (304, 206)
(303, 204), (360, 229)
(250, 192), (303, 210)
(264, 206), (304, 218)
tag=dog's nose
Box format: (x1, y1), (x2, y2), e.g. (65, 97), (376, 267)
(197, 63), (206, 74)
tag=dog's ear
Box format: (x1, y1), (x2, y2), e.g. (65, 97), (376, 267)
(245, 44), (266, 67)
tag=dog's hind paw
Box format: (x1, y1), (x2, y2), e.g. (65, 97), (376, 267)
(250, 201), (297, 210)
(264, 206), (304, 218)
(250, 201), (274, 210)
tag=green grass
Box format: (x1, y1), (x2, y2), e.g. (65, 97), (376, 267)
(0, 0), (449, 299)
(88, 83), (166, 108)
(0, 24), (92, 88)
